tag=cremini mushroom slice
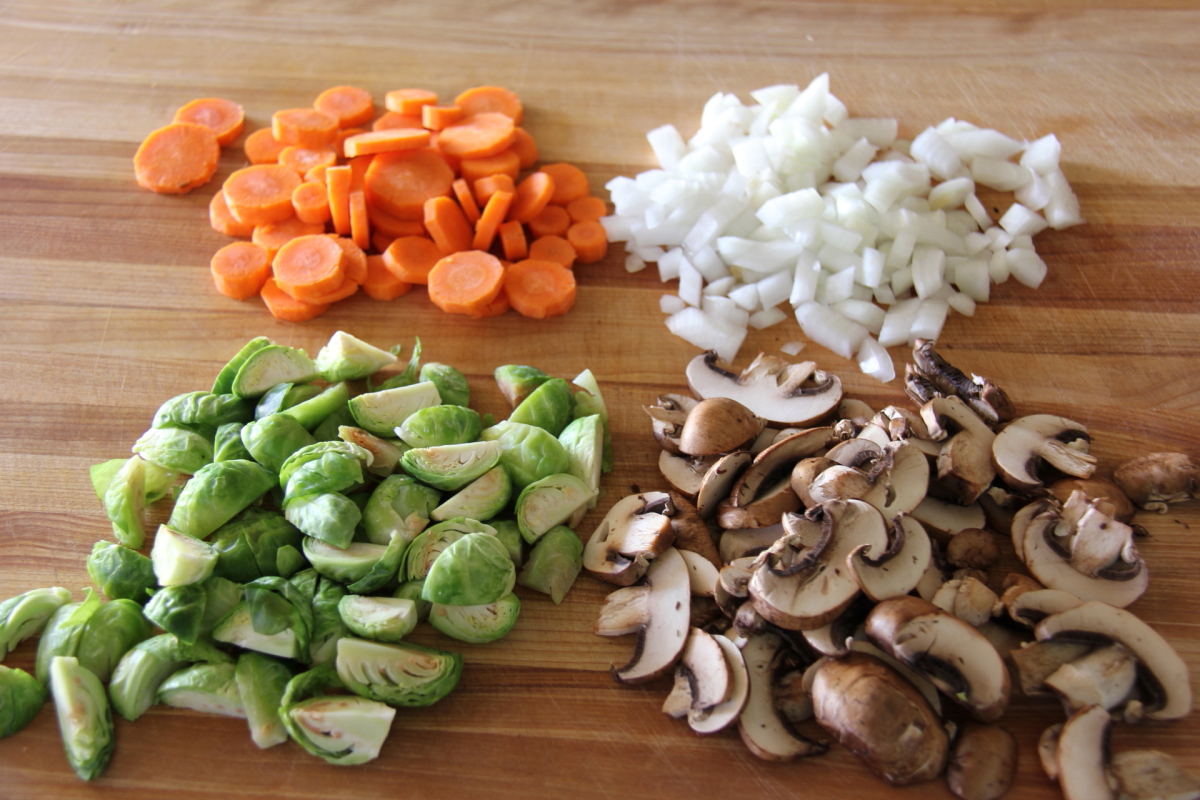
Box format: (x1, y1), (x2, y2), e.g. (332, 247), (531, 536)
(848, 515), (932, 603)
(910, 339), (1014, 426)
(601, 547), (692, 684)
(824, 437), (883, 468)
(807, 464), (875, 505)
(689, 634), (749, 734)
(737, 632), (829, 762)
(1038, 723), (1063, 782)
(696, 451), (753, 518)
(859, 441), (930, 519)
(1006, 588), (1084, 628)
(685, 351), (843, 428)
(837, 398), (876, 429)
(1047, 476), (1136, 522)
(1010, 640), (1093, 698)
(644, 393), (698, 454)
(595, 584), (653, 637)
(946, 722), (1018, 800)
(583, 492), (674, 586)
(668, 627), (731, 715)
(1056, 704), (1115, 800)
(1109, 749), (1200, 800)
(719, 523), (783, 564)
(666, 491), (722, 568)
(678, 549), (719, 597)
(920, 396), (997, 505)
(657, 450), (717, 500)
(790, 456), (835, 507)
(802, 595), (873, 657)
(729, 427), (834, 508)
(716, 477), (801, 530)
(1043, 643), (1138, 715)
(930, 576), (998, 628)
(847, 640), (943, 715)
(678, 397), (764, 456)
(945, 527), (1001, 570)
(1112, 452), (1199, 513)
(911, 495), (987, 546)
(991, 414), (1097, 493)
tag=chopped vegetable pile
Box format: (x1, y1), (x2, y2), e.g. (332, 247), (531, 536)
(0, 331), (611, 778)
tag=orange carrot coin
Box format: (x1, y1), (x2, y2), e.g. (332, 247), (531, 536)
(472, 190), (513, 252)
(260, 277), (329, 321)
(223, 164), (302, 225)
(292, 181), (331, 225)
(364, 148), (455, 220)
(272, 108), (339, 148)
(133, 123), (220, 194)
(382, 236), (445, 285)
(504, 259), (576, 319)
(528, 234), (576, 269)
(368, 204), (428, 238)
(452, 178), (482, 224)
(435, 112), (516, 159)
(332, 236), (369, 284)
(527, 204), (571, 239)
(300, 274), (359, 305)
(426, 250), (506, 316)
(567, 220), (609, 264)
(252, 217), (327, 260)
(460, 150), (520, 184)
(211, 242), (271, 300)
(314, 86), (375, 129)
(566, 195), (607, 224)
(507, 171), (555, 223)
(421, 105), (464, 131)
(539, 162), (590, 205)
(272, 234), (346, 301)
(498, 220), (528, 262)
(373, 112), (424, 132)
(244, 128), (287, 165)
(509, 127), (538, 169)
(173, 98), (245, 146)
(326, 165), (352, 235)
(279, 146), (337, 176)
(454, 86), (523, 125)
(362, 254), (412, 301)
(210, 190), (255, 237)
(473, 174), (515, 207)
(424, 195), (473, 254)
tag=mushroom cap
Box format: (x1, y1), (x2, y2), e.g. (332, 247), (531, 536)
(1112, 452), (1198, 511)
(686, 351), (843, 428)
(946, 723), (1018, 800)
(678, 396), (763, 456)
(992, 414), (1097, 493)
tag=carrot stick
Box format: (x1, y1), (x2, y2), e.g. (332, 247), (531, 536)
(460, 149), (520, 184)
(421, 105), (464, 131)
(272, 234), (346, 301)
(528, 234), (576, 269)
(279, 146), (338, 176)
(349, 189), (371, 251)
(299, 273), (359, 305)
(292, 181), (331, 224)
(260, 277), (329, 321)
(498, 220), (528, 261)
(504, 259), (576, 319)
(567, 195), (607, 224)
(567, 221), (609, 264)
(426, 250), (506, 316)
(454, 86), (523, 125)
(362, 254), (412, 301)
(314, 86), (375, 129)
(385, 89), (438, 115)
(368, 205), (428, 238)
(452, 179), (482, 224)
(335, 127), (366, 157)
(173, 98), (245, 147)
(343, 128), (431, 158)
(424, 195), (473, 254)
(210, 189), (255, 237)
(373, 112), (424, 132)
(326, 165), (352, 235)
(332, 236), (369, 284)
(252, 217), (327, 261)
(539, 162), (590, 205)
(527, 204), (571, 239)
(211, 242), (271, 300)
(473, 174), (515, 206)
(133, 123), (220, 194)
(272, 108), (339, 148)
(223, 164), (303, 225)
(363, 148), (454, 220)
(244, 128), (287, 165)
(509, 127), (538, 169)
(472, 190), (513, 252)
(435, 112), (516, 159)
(382, 236), (445, 285)
(507, 171), (555, 224)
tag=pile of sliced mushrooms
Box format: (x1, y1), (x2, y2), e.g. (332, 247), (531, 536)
(585, 341), (1198, 800)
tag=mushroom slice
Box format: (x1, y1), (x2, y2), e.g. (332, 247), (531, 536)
(696, 451), (752, 518)
(607, 547), (691, 684)
(807, 464), (875, 505)
(716, 477), (801, 530)
(678, 550), (719, 597)
(920, 396), (997, 505)
(1044, 643), (1138, 714)
(678, 397), (764, 456)
(848, 515), (932, 602)
(911, 496), (987, 546)
(848, 640), (943, 715)
(685, 351), (843, 428)
(1038, 723), (1064, 782)
(658, 450), (717, 499)
(946, 723), (1018, 800)
(1110, 750), (1200, 800)
(719, 523), (783, 563)
(689, 634), (749, 734)
(824, 437), (883, 468)
(1009, 640), (1093, 697)
(583, 492), (674, 587)
(644, 393), (697, 454)
(1056, 705), (1115, 800)
(1017, 506), (1148, 607)
(1035, 601), (1193, 721)
(1047, 476), (1136, 522)
(860, 441), (931, 519)
(1006, 588), (1083, 628)
(595, 585), (652, 636)
(1010, 497), (1055, 561)
(802, 594), (873, 657)
(930, 576), (998, 628)
(729, 427), (834, 508)
(837, 398), (876, 429)
(666, 491), (722, 568)
(945, 527), (1001, 570)
(670, 627), (731, 714)
(992, 414), (1097, 492)
(1113, 452), (1198, 513)
(738, 632), (829, 762)
(790, 456), (835, 507)
(910, 339), (1014, 426)
(856, 421), (892, 448)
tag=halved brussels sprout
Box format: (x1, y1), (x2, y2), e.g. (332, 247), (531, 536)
(75, 598), (153, 684)
(282, 663), (396, 766)
(231, 344), (318, 400)
(422, 533), (515, 606)
(284, 492), (361, 549)
(132, 426), (214, 475)
(151, 525), (218, 586)
(515, 473), (595, 544)
(361, 474), (440, 547)
(0, 586), (72, 659)
(102, 455), (147, 548)
(255, 382), (322, 420)
(518, 525), (584, 604)
(312, 403), (356, 442)
(154, 391), (253, 437)
(418, 362), (470, 407)
(108, 634), (231, 721)
(403, 518), (497, 582)
(489, 519), (526, 568)
(240, 414), (316, 474)
(347, 533), (408, 595)
(235, 652), (294, 748)
(509, 377), (575, 436)
(167, 458), (276, 539)
(241, 575), (314, 654)
(86, 541), (156, 603)
(212, 603), (304, 662)
(429, 593), (521, 644)
(348, 382), (441, 437)
(158, 662), (246, 718)
(337, 596), (417, 643)
(335, 637), (462, 708)
(558, 413), (603, 509)
(213, 422), (253, 462)
(280, 382), (352, 431)
(283, 452), (365, 505)
(339, 426), (407, 476)
(392, 581), (431, 623)
(0, 665), (47, 738)
(303, 539), (389, 585)
(49, 656), (113, 780)
(400, 440), (503, 492)
(572, 369), (613, 473)
(212, 336), (271, 395)
(209, 527), (261, 585)
(279, 441), (372, 488)
(431, 465), (512, 523)
(309, 577), (348, 666)
(396, 404), (482, 448)
(143, 584), (207, 645)
(90, 457), (176, 505)
(316, 331), (398, 382)
(480, 421), (570, 492)
(34, 590), (102, 685)
(210, 509), (305, 582)
(494, 364), (550, 407)
(199, 576), (244, 636)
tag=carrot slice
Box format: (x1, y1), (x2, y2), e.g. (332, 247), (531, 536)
(436, 112), (516, 159)
(332, 236), (369, 284)
(371, 232), (395, 254)
(507, 172), (555, 223)
(299, 273), (359, 305)
(364, 148), (455, 220)
(272, 234), (346, 301)
(343, 128), (431, 158)
(472, 190), (513, 252)
(528, 234), (576, 269)
(261, 277), (329, 321)
(223, 164), (302, 225)
(304, 164), (330, 185)
(382, 236), (444, 285)
(210, 190), (255, 237)
(253, 217), (327, 260)
(174, 98), (245, 147)
(527, 204), (571, 239)
(427, 250), (506, 316)
(567, 195), (607, 224)
(244, 128), (287, 165)
(314, 86), (375, 129)
(567, 221), (609, 264)
(349, 190), (371, 251)
(362, 254), (412, 301)
(455, 86), (523, 125)
(211, 242), (271, 300)
(540, 163), (590, 205)
(460, 149), (520, 184)
(474, 174), (515, 207)
(279, 146), (337, 176)
(385, 89), (438, 115)
(347, 155), (373, 191)
(421, 105), (464, 131)
(424, 196), (473, 254)
(292, 181), (331, 225)
(367, 204), (428, 238)
(504, 259), (576, 319)
(509, 128), (538, 170)
(272, 108), (339, 148)
(134, 123), (220, 194)
(474, 287), (511, 318)
(334, 127), (366, 157)
(499, 220), (528, 261)
(452, 179), (482, 224)
(429, 132), (462, 174)
(326, 165), (352, 235)
(373, 112), (424, 132)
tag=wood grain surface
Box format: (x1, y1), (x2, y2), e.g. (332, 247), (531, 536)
(1, 1), (1197, 798)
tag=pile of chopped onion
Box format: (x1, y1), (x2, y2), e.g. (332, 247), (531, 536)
(599, 74), (1084, 381)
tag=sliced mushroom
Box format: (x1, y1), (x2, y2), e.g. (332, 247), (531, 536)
(1006, 588), (1083, 628)
(1038, 723), (1063, 782)
(666, 491), (722, 568)
(861, 441), (931, 520)
(910, 339), (1014, 426)
(716, 477), (802, 530)
(847, 640), (943, 715)
(920, 396), (998, 505)
(801, 594), (873, 657)
(718, 523), (784, 564)
(992, 414), (1097, 493)
(946, 723), (1018, 800)
(645, 393), (698, 454)
(729, 427), (834, 508)
(670, 627), (731, 714)
(1110, 749), (1200, 800)
(915, 539), (952, 602)
(678, 396), (764, 456)
(686, 351), (843, 428)
(930, 576), (998, 628)
(790, 456), (835, 507)
(1044, 643), (1138, 714)
(678, 549), (719, 597)
(737, 632), (829, 762)
(1047, 476), (1136, 522)
(1056, 705), (1114, 800)
(715, 557), (757, 618)
(945, 527), (1001, 570)
(695, 451), (752, 518)
(595, 584), (653, 636)
(848, 515), (932, 603)
(657, 450), (718, 499)
(911, 495), (987, 545)
(689, 634), (749, 734)
(838, 398), (876, 428)
(807, 464), (876, 505)
(602, 547), (692, 684)
(1113, 452), (1198, 513)
(825, 437), (883, 467)
(583, 492), (675, 586)
(1009, 640), (1093, 697)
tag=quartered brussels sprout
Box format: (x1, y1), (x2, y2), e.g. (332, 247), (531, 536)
(392, 581), (431, 623)
(154, 391), (254, 437)
(316, 331), (398, 383)
(403, 518), (497, 582)
(199, 576), (244, 636)
(235, 652), (294, 748)
(75, 598), (153, 684)
(0, 665), (46, 739)
(509, 377), (575, 436)
(422, 533), (515, 606)
(515, 473), (594, 544)
(348, 381), (441, 437)
(284, 492), (361, 550)
(231, 344), (318, 400)
(158, 662), (246, 718)
(34, 590), (101, 686)
(280, 381), (351, 432)
(518, 525), (584, 604)
(337, 596), (417, 643)
(489, 520), (526, 568)
(303, 539), (390, 586)
(109, 634), (231, 722)
(151, 525), (218, 586)
(102, 455), (148, 548)
(572, 368), (613, 473)
(312, 403), (356, 443)
(480, 421), (570, 492)
(132, 426), (214, 475)
(361, 474), (440, 547)
(374, 336), (422, 390)
(494, 364), (551, 407)
(0, 586), (72, 659)
(240, 414), (317, 474)
(241, 575), (315, 653)
(90, 456), (176, 505)
(431, 465), (512, 523)
(400, 439), (503, 492)
(143, 584), (207, 645)
(279, 441), (372, 487)
(558, 413), (603, 509)
(419, 362), (470, 407)
(339, 426), (406, 476)
(429, 593), (521, 644)
(335, 637), (462, 708)
(396, 404), (482, 448)
(168, 458), (276, 539)
(213, 603), (304, 663)
(49, 656), (113, 781)
(212, 336), (271, 395)
(281, 663), (396, 766)
(86, 541), (156, 603)
(283, 452), (365, 504)
(309, 577), (348, 666)
(255, 381), (323, 420)
(210, 509), (305, 582)
(213, 422), (253, 462)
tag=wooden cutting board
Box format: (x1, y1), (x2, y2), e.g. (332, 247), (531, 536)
(1, 2), (1196, 798)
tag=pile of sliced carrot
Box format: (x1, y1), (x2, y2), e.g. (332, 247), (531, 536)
(136, 85), (609, 321)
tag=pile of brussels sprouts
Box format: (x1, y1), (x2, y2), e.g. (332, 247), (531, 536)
(0, 331), (610, 779)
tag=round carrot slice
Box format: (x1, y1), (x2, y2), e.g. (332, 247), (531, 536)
(504, 259), (576, 319)
(173, 98), (245, 146)
(539, 163), (590, 205)
(454, 86), (523, 125)
(527, 205), (571, 239)
(383, 236), (444, 285)
(435, 112), (516, 159)
(223, 164), (302, 225)
(528, 234), (576, 269)
(300, 274), (359, 305)
(252, 217), (327, 261)
(507, 172), (555, 224)
(314, 86), (375, 129)
(133, 123), (220, 195)
(368, 204), (427, 238)
(474, 174), (515, 207)
(292, 181), (331, 225)
(279, 146), (337, 176)
(567, 220), (609, 264)
(272, 108), (339, 148)
(211, 242), (271, 300)
(509, 127), (538, 169)
(426, 250), (506, 316)
(331, 236), (369, 284)
(244, 128), (286, 165)
(385, 89), (438, 116)
(567, 195), (608, 224)
(272, 234), (346, 301)
(373, 112), (424, 132)
(460, 149), (520, 184)
(362, 254), (412, 301)
(363, 148), (454, 220)
(210, 189), (255, 237)
(261, 277), (329, 321)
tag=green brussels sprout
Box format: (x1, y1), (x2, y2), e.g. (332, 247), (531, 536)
(275, 545), (306, 579)
(102, 455), (147, 548)
(481, 421), (570, 491)
(419, 362), (470, 407)
(430, 464), (511, 523)
(151, 525), (218, 586)
(373, 336), (421, 389)
(361, 474), (440, 547)
(489, 520), (525, 568)
(572, 369), (613, 473)
(335, 637), (462, 708)
(515, 473), (594, 544)
(254, 382), (322, 420)
(283, 452), (365, 505)
(518, 525), (584, 604)
(558, 413), (603, 508)
(422, 533), (515, 606)
(284, 492), (361, 550)
(213, 508), (305, 579)
(132, 426), (214, 475)
(348, 381), (441, 437)
(48, 656), (113, 780)
(337, 597), (417, 643)
(279, 441), (372, 488)
(316, 331), (398, 382)
(0, 586), (72, 659)
(212, 336), (271, 395)
(493, 364), (550, 407)
(303, 539), (390, 586)
(109, 634), (231, 722)
(235, 652), (294, 748)
(429, 593), (521, 644)
(279, 381), (352, 431)
(75, 598), (153, 683)
(346, 533), (408, 595)
(143, 584), (207, 645)
(168, 458), (276, 539)
(92, 456), (177, 504)
(311, 403), (356, 442)
(0, 665), (46, 738)
(403, 518), (496, 581)
(209, 526), (261, 584)
(86, 541), (156, 603)
(213, 422), (253, 462)
(339, 426), (407, 476)
(34, 590), (102, 685)
(199, 576), (244, 636)
(240, 414), (316, 474)
(281, 663), (396, 766)
(241, 575), (314, 649)
(154, 391), (254, 437)
(309, 577), (348, 666)
(396, 404), (482, 448)
(400, 440), (503, 492)
(158, 662), (245, 718)
(231, 344), (318, 400)
(213, 603), (304, 662)
(510, 377), (575, 436)
(392, 581), (431, 623)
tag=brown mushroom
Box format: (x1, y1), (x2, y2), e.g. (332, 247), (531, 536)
(946, 723), (1018, 800)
